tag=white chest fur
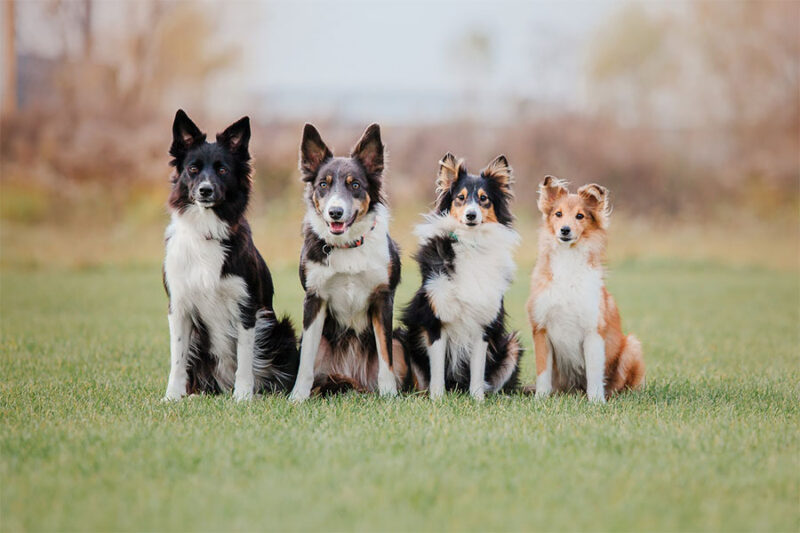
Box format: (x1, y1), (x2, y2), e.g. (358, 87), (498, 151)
(532, 244), (604, 381)
(303, 208), (391, 334)
(164, 206), (248, 369)
(418, 216), (519, 351)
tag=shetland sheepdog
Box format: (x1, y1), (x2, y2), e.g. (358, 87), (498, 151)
(526, 176), (644, 402)
(288, 124), (407, 402)
(395, 153), (523, 401)
(162, 110), (298, 401)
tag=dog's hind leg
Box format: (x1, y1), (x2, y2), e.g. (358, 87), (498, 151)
(486, 331), (523, 393)
(370, 284), (398, 397)
(611, 335), (645, 393)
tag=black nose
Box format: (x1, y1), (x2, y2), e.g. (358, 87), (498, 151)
(198, 184), (213, 198)
(328, 206), (344, 220)
(465, 212), (477, 221)
(560, 226), (571, 236)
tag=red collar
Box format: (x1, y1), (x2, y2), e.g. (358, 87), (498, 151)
(322, 217), (379, 254)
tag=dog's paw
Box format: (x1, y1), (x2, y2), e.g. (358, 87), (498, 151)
(429, 386), (444, 401)
(288, 385), (311, 404)
(233, 387), (254, 402)
(587, 391), (607, 404)
(470, 389), (485, 403)
(161, 390), (184, 402)
(378, 375), (398, 397)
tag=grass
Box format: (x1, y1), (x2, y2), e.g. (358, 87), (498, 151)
(1, 254), (798, 532)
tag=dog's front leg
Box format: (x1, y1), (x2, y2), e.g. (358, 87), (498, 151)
(469, 336), (488, 402)
(533, 326), (553, 399)
(370, 285), (397, 397)
(584, 332), (606, 403)
(427, 330), (447, 400)
(233, 312), (256, 401)
(289, 294), (326, 403)
(164, 308), (192, 401)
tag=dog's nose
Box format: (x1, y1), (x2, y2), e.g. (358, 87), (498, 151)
(560, 226), (571, 236)
(465, 212), (477, 221)
(328, 206), (344, 220)
(198, 184), (213, 198)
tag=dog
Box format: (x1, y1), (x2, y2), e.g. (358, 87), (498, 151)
(526, 176), (644, 402)
(162, 109), (298, 401)
(395, 153), (523, 401)
(288, 123), (407, 402)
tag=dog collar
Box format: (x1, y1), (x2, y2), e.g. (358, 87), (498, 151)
(322, 217), (379, 254)
(448, 231), (459, 242)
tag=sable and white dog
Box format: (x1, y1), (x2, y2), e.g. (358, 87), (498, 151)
(288, 124), (407, 402)
(162, 110), (298, 401)
(396, 154), (523, 401)
(526, 176), (644, 402)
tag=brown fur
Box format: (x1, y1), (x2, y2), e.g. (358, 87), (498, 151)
(527, 177), (644, 398)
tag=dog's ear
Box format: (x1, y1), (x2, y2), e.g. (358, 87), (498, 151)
(299, 124), (332, 182)
(435, 152), (464, 202)
(170, 109), (206, 164)
(217, 116), (250, 156)
(482, 154), (514, 200)
(537, 175), (568, 215)
(577, 183), (610, 227)
(351, 123), (384, 176)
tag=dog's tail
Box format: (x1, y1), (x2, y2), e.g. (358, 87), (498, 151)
(253, 308), (299, 393)
(487, 330), (524, 393)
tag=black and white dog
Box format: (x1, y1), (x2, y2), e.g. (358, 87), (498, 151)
(162, 110), (298, 401)
(288, 123), (407, 402)
(396, 153), (523, 400)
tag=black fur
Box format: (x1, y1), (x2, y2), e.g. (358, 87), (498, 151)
(164, 109), (298, 395)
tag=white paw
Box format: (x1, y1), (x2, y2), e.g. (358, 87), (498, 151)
(288, 383), (311, 404)
(233, 386), (254, 402)
(470, 389), (485, 402)
(378, 375), (398, 397)
(587, 390), (607, 404)
(429, 386), (444, 400)
(162, 389), (185, 402)
(535, 389), (551, 400)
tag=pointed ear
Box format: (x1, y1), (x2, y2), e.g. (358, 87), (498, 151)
(578, 183), (610, 227)
(350, 123), (384, 176)
(537, 175), (568, 215)
(170, 109), (205, 162)
(299, 123), (332, 182)
(482, 154), (514, 200)
(435, 152), (464, 204)
(217, 116), (250, 155)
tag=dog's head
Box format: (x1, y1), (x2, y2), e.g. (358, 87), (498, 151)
(169, 109), (251, 212)
(435, 153), (514, 227)
(537, 176), (609, 245)
(299, 123), (385, 237)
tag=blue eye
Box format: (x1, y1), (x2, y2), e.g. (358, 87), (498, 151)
(352, 182), (360, 189)
(320, 181), (328, 188)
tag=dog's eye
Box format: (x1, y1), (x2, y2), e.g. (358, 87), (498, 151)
(576, 213), (584, 220)
(188, 165), (199, 174)
(319, 182), (328, 189)
(457, 194), (465, 201)
(351, 182), (360, 190)
(555, 211), (562, 217)
(218, 167), (228, 176)
(479, 194), (488, 202)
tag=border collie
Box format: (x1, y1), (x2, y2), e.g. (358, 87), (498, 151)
(288, 123), (406, 402)
(526, 176), (644, 402)
(162, 109), (298, 401)
(395, 153), (523, 401)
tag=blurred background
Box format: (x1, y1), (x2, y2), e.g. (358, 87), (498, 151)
(0, 0), (798, 271)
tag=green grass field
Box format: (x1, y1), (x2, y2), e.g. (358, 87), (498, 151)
(1, 258), (798, 531)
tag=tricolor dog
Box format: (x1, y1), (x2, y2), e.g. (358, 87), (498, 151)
(526, 176), (644, 402)
(288, 124), (407, 402)
(396, 153), (523, 401)
(162, 110), (298, 401)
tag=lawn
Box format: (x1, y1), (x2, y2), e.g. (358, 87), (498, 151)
(1, 259), (798, 531)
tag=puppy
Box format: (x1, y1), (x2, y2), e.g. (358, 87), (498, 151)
(162, 110), (298, 401)
(526, 176), (644, 402)
(396, 154), (523, 401)
(288, 124), (406, 402)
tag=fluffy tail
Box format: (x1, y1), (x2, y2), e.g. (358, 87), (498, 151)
(487, 330), (524, 393)
(608, 334), (645, 393)
(253, 309), (299, 393)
